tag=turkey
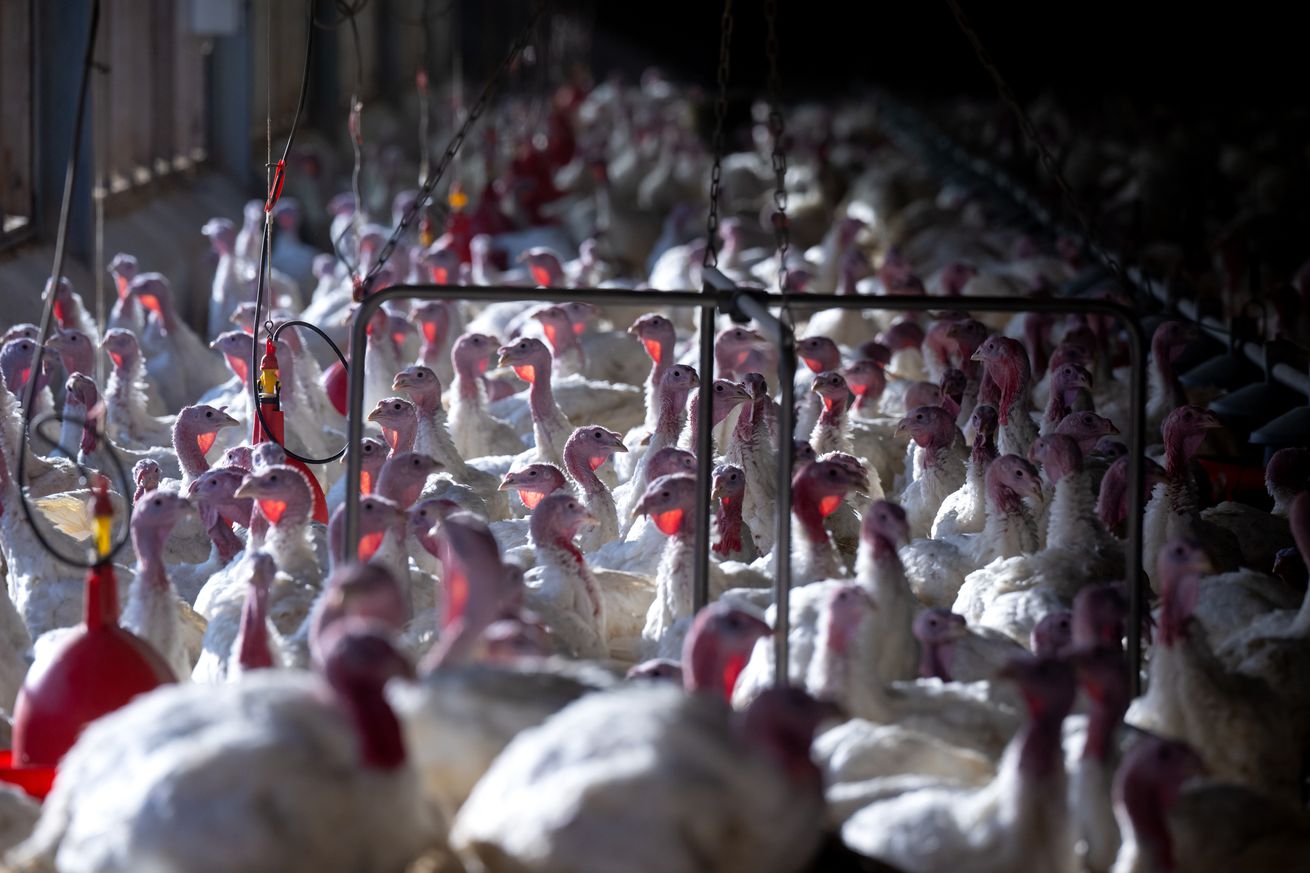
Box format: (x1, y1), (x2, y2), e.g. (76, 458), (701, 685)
(931, 403), (998, 538)
(126, 273), (230, 410)
(392, 364), (511, 520)
(9, 624), (443, 873)
(100, 329), (175, 450)
(451, 618), (835, 873)
(1110, 735), (1310, 873)
(120, 489), (207, 680)
(447, 332), (528, 460)
(1125, 539), (1300, 802)
(842, 655), (1077, 873)
(561, 424), (626, 551)
(972, 334), (1038, 459)
(901, 454), (1043, 608)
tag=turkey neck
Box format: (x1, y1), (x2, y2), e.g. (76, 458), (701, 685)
(333, 677), (407, 771)
(414, 393), (471, 478)
(656, 531), (700, 636)
(643, 354), (668, 431)
(174, 424), (215, 482)
(533, 518), (604, 623)
(1015, 698), (1067, 781)
(453, 356), (486, 404)
(982, 481), (1038, 558)
(713, 495), (744, 556)
(1082, 687), (1128, 763)
(919, 640), (953, 680)
(236, 582), (274, 670)
(812, 395), (850, 455)
(208, 518), (244, 563)
(1045, 469), (1098, 550)
(564, 448), (608, 499)
(792, 484), (841, 581)
(106, 353), (148, 420)
(132, 523), (172, 591)
(1148, 335), (1185, 417)
(1123, 787), (1177, 873)
(649, 382), (691, 457)
(856, 533), (908, 599)
(265, 495), (314, 572)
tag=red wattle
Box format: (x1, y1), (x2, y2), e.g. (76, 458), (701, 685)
(196, 432), (217, 456)
(520, 489), (545, 510)
(653, 508), (684, 536)
(722, 653), (747, 700)
(358, 531), (385, 562)
(360, 471), (373, 495)
(444, 570), (469, 628)
(257, 499), (288, 525)
(818, 495), (843, 517)
(588, 455), (607, 471)
(421, 322), (439, 344)
(642, 339), (663, 364)
(541, 323), (560, 350)
(512, 365), (536, 384)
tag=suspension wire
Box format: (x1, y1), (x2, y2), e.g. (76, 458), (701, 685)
(249, 0), (340, 465)
(417, 0), (433, 185)
(357, 0), (550, 296)
(346, 6), (366, 273)
(762, 0), (793, 328)
(92, 36), (110, 385)
(14, 0), (135, 567)
(702, 0), (735, 270)
(942, 0), (1138, 297)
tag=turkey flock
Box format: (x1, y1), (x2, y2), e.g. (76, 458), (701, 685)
(1, 69), (1309, 873)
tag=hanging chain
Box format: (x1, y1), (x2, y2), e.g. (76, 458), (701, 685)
(360, 0), (548, 295)
(763, 0), (789, 295)
(703, 0), (735, 270)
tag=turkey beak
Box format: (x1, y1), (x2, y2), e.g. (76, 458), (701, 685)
(366, 406), (382, 423)
(711, 481), (725, 501)
(391, 374), (410, 391)
(970, 349), (985, 362)
(1200, 410), (1223, 429)
(895, 417), (911, 436)
(233, 478), (261, 500)
(498, 474), (517, 491)
(215, 408), (239, 429)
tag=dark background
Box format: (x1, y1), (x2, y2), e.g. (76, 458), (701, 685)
(578, 1), (1307, 108)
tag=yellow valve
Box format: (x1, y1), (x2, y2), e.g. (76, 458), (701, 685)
(259, 366), (279, 398)
(448, 183), (469, 211)
(92, 475), (113, 559)
(93, 512), (112, 559)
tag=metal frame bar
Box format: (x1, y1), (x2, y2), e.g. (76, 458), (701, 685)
(344, 283), (1148, 693)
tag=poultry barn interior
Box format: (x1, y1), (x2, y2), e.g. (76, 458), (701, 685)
(1, 0), (1309, 869)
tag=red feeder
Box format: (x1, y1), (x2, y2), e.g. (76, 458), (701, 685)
(253, 340), (329, 523)
(8, 483), (175, 774)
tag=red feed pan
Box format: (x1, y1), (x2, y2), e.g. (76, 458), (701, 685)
(0, 750), (55, 800)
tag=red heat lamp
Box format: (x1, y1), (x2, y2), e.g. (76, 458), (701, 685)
(254, 339), (329, 523)
(2, 479), (175, 799)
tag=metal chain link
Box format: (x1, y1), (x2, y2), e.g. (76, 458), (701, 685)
(360, 0), (549, 295)
(703, 0), (735, 270)
(763, 0), (789, 295)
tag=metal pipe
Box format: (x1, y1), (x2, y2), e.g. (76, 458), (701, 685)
(692, 301), (716, 611)
(341, 282), (1148, 687)
(1122, 315), (1149, 697)
(730, 290), (796, 688)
